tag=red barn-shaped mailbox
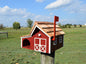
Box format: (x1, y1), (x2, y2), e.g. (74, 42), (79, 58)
(21, 17), (65, 54)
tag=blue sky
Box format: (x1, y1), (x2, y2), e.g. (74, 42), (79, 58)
(0, 0), (86, 27)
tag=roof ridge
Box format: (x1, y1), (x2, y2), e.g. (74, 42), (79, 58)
(35, 21), (54, 23)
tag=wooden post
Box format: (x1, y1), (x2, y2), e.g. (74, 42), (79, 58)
(41, 51), (55, 64)
(7, 32), (8, 38)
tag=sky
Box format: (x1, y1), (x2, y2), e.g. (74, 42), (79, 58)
(0, 0), (86, 27)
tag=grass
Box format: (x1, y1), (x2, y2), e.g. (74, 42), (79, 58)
(0, 27), (86, 64)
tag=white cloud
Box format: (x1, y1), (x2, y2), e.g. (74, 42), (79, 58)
(65, 0), (86, 13)
(0, 6), (52, 27)
(0, 6), (10, 13)
(0, 6), (31, 27)
(49, 13), (53, 15)
(33, 15), (53, 22)
(45, 0), (86, 13)
(0, 6), (27, 16)
(36, 0), (44, 2)
(45, 0), (72, 9)
(0, 6), (32, 27)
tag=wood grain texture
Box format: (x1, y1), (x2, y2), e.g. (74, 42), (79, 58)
(41, 51), (55, 64)
(30, 21), (65, 37)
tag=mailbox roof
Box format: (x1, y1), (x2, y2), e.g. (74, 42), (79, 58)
(30, 21), (65, 37)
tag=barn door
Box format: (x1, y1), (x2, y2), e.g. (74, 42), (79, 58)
(34, 38), (46, 53)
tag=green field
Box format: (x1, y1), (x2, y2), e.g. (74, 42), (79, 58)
(0, 27), (86, 64)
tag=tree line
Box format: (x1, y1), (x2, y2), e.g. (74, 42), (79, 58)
(0, 20), (85, 29)
(58, 23), (83, 28)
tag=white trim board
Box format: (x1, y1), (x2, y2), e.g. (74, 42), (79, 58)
(21, 37), (22, 48)
(21, 36), (31, 48)
(21, 36), (31, 38)
(49, 37), (51, 54)
(31, 25), (37, 36)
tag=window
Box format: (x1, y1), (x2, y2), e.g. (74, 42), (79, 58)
(53, 38), (57, 45)
(59, 36), (62, 43)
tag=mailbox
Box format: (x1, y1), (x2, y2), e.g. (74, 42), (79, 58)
(21, 16), (65, 54)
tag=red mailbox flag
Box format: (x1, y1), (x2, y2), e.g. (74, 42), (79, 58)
(54, 16), (59, 22)
(52, 16), (59, 41)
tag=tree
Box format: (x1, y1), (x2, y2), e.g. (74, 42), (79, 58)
(61, 25), (65, 28)
(27, 19), (33, 28)
(79, 24), (82, 27)
(58, 23), (61, 27)
(13, 22), (21, 30)
(74, 24), (77, 28)
(0, 24), (3, 29)
(64, 25), (67, 28)
(68, 24), (71, 28)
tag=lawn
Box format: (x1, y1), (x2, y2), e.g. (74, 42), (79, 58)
(0, 27), (86, 64)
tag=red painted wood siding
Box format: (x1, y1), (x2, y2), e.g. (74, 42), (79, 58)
(32, 30), (49, 53)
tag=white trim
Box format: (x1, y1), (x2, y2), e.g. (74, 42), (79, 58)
(21, 36), (31, 48)
(31, 25), (37, 36)
(49, 37), (51, 54)
(21, 36), (31, 38)
(21, 37), (22, 48)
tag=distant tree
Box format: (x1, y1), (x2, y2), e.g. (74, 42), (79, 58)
(61, 25), (65, 28)
(13, 22), (21, 30)
(27, 19), (33, 28)
(58, 23), (61, 27)
(64, 25), (67, 28)
(79, 24), (82, 27)
(74, 24), (77, 28)
(68, 24), (71, 28)
(0, 24), (3, 29)
(64, 24), (72, 28)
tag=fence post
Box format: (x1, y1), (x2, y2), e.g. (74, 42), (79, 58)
(7, 32), (8, 38)
(41, 51), (55, 64)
